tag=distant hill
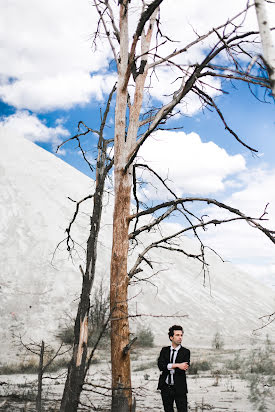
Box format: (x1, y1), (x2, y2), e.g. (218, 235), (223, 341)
(0, 131), (274, 361)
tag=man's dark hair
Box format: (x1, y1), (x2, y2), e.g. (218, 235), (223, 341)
(168, 325), (183, 338)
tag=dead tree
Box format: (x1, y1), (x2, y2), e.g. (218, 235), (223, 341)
(58, 86), (115, 412)
(91, 2), (275, 411)
(15, 336), (68, 412)
(37, 340), (44, 412)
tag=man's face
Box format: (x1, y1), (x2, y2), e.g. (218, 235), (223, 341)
(170, 330), (183, 346)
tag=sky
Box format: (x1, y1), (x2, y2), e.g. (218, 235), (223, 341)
(0, 0), (275, 288)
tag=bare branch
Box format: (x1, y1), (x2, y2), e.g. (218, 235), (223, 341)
(65, 195), (94, 252)
(192, 85), (258, 152)
(129, 204), (177, 240)
(93, 0), (119, 65)
(148, 4), (254, 69)
(128, 197), (275, 244)
(105, 0), (120, 43)
(56, 122), (98, 172)
(254, 311), (275, 331)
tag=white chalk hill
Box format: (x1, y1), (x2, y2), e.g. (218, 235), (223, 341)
(0, 131), (274, 360)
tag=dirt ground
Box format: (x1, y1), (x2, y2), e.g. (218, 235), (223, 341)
(0, 345), (274, 411)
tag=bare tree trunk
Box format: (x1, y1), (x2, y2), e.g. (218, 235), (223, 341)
(36, 340), (44, 412)
(60, 157), (107, 412)
(110, 168), (132, 412)
(255, 0), (275, 97)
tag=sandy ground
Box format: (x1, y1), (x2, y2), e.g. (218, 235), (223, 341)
(0, 346), (274, 411)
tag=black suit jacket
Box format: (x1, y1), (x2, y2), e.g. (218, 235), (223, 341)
(157, 345), (190, 394)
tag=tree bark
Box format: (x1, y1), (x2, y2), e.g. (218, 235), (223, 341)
(110, 169), (132, 412)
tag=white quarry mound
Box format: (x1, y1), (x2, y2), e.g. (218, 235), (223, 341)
(0, 131), (274, 361)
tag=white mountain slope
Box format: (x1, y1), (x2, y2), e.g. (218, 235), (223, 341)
(0, 131), (274, 361)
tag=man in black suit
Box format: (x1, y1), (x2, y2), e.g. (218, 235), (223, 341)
(157, 325), (190, 412)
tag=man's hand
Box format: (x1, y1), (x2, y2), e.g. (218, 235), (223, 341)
(174, 362), (189, 370)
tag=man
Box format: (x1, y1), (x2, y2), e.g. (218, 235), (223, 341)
(157, 325), (190, 412)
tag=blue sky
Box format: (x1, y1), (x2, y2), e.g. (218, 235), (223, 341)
(0, 0), (274, 287)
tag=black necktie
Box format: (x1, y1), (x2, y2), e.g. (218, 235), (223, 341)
(168, 349), (176, 384)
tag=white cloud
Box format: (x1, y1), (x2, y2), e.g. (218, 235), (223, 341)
(0, 0), (114, 111)
(137, 130), (246, 198)
(0, 111), (69, 145)
(0, 73), (117, 112)
(199, 167), (275, 285)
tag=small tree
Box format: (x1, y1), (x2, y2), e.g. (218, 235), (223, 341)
(212, 332), (224, 350)
(14, 336), (69, 412)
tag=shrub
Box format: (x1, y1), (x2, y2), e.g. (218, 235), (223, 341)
(57, 325), (75, 345)
(0, 358), (38, 375)
(89, 281), (110, 345)
(135, 327), (154, 348)
(246, 335), (275, 375)
(57, 281), (110, 347)
(248, 373), (273, 412)
(225, 353), (242, 371)
(244, 335), (275, 412)
(188, 360), (210, 375)
(188, 363), (198, 375)
(0, 357), (70, 375)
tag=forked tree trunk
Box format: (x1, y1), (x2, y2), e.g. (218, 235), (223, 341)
(110, 2), (158, 410)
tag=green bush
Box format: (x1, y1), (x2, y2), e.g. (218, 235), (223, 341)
(135, 327), (154, 348)
(188, 360), (210, 375)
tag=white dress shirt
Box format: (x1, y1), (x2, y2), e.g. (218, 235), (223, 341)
(166, 344), (181, 385)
